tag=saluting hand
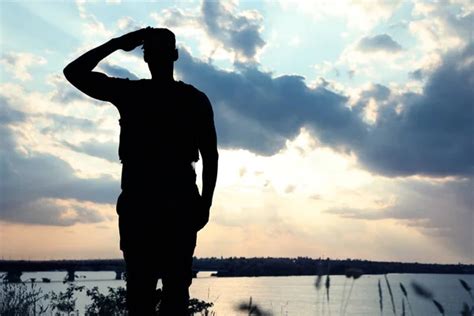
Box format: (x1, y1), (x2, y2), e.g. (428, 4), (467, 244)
(115, 27), (152, 52)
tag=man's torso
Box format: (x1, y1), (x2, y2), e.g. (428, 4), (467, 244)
(112, 79), (203, 191)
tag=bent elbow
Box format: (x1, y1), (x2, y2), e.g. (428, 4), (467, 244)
(63, 62), (83, 84)
(63, 64), (74, 82)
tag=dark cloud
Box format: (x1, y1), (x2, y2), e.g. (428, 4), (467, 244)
(176, 41), (473, 177)
(0, 76), (120, 226)
(359, 83), (391, 101)
(408, 69), (424, 80)
(201, 1), (265, 60)
(1, 91), (98, 136)
(100, 62), (139, 80)
(176, 48), (366, 155)
(0, 124), (120, 226)
(357, 34), (402, 53)
(62, 139), (119, 162)
(2, 198), (106, 227)
(159, 0), (265, 61)
(357, 44), (474, 176)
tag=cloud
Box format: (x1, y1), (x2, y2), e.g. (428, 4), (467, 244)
(335, 3), (472, 85)
(75, 0), (112, 40)
(0, 96), (120, 226)
(356, 44), (474, 177)
(62, 139), (119, 162)
(99, 62), (139, 80)
(116, 16), (141, 32)
(279, 0), (402, 31)
(0, 98), (26, 124)
(176, 48), (366, 155)
(153, 0), (265, 62)
(409, 2), (473, 54)
(324, 177), (474, 259)
(1, 198), (108, 226)
(176, 41), (473, 177)
(200, 1), (265, 61)
(0, 129), (120, 225)
(357, 34), (402, 53)
(408, 69), (424, 80)
(48, 74), (102, 105)
(0, 52), (46, 81)
(41, 113), (97, 134)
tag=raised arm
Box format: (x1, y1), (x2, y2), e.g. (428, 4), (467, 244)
(63, 28), (149, 101)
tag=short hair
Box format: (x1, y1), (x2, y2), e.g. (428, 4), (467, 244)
(143, 28), (176, 52)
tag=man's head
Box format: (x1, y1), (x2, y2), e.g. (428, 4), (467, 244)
(142, 28), (178, 65)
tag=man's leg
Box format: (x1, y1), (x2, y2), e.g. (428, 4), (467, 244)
(123, 250), (160, 316)
(159, 233), (196, 316)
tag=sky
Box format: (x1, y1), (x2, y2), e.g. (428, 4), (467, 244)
(0, 0), (473, 264)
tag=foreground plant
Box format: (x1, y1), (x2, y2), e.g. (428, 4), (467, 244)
(0, 279), (214, 316)
(49, 283), (84, 315)
(459, 278), (474, 315)
(341, 268), (363, 316)
(0, 280), (49, 316)
(236, 297), (273, 316)
(411, 281), (445, 315)
(85, 286), (127, 315)
(399, 282), (414, 316)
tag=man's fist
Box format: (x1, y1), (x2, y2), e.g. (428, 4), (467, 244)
(115, 27), (151, 52)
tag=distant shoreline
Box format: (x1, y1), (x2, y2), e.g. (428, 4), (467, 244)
(1, 257), (473, 277)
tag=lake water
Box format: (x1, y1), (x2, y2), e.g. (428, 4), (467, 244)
(16, 271), (474, 315)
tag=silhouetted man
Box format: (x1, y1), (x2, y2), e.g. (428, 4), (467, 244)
(64, 27), (218, 315)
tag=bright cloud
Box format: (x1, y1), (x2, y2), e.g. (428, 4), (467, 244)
(151, 0), (265, 63)
(0, 52), (46, 81)
(279, 0), (402, 31)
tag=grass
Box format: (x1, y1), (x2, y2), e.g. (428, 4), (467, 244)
(375, 276), (474, 316)
(1, 272), (473, 315)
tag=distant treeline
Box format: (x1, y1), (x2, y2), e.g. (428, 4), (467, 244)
(193, 257), (474, 276)
(0, 257), (473, 277)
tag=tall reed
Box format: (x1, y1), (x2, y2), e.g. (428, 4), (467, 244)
(384, 274), (396, 315)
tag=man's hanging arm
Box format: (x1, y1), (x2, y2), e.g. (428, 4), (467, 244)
(198, 94), (219, 210)
(63, 28), (149, 101)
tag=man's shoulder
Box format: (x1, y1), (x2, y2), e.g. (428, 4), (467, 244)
(177, 81), (209, 101)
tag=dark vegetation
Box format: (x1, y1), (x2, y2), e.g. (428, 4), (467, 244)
(0, 278), (214, 316)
